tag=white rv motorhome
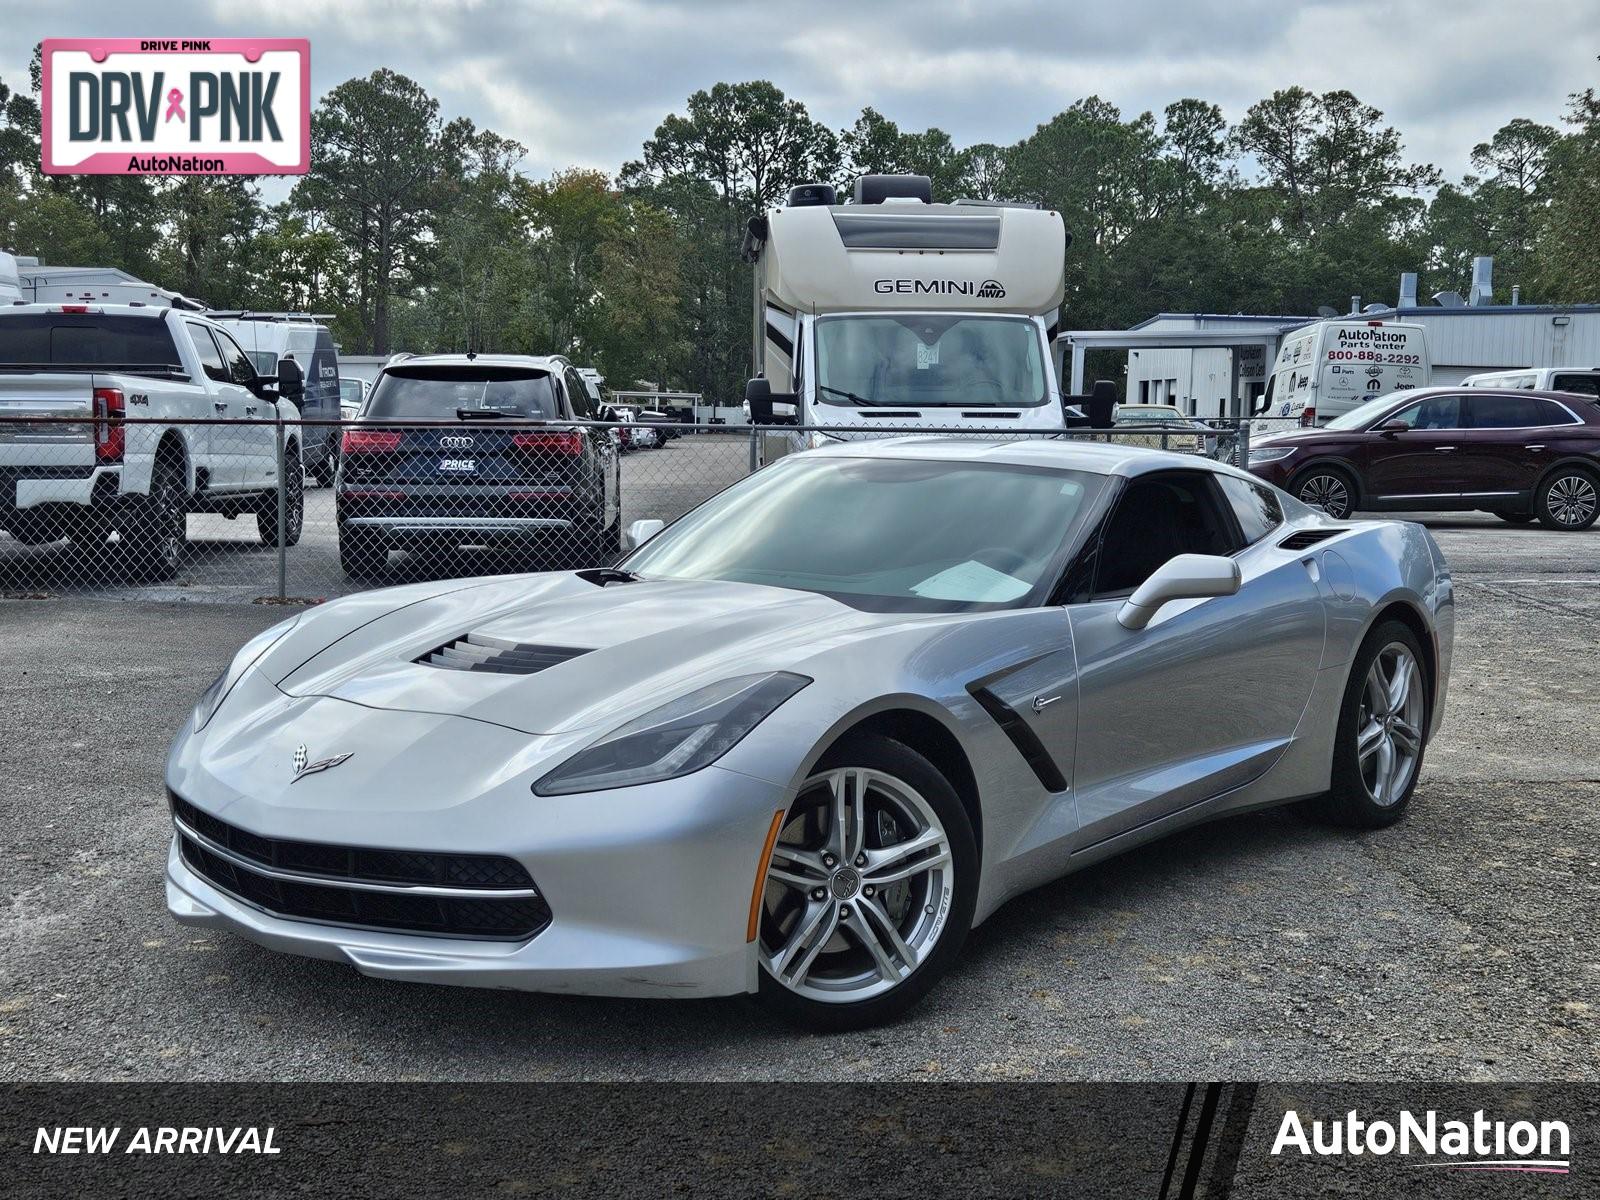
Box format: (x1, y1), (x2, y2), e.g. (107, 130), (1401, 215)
(741, 176), (1069, 456)
(1264, 316), (1431, 427)
(14, 260), (206, 310)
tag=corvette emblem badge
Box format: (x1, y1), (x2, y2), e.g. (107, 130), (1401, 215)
(292, 745), (352, 782)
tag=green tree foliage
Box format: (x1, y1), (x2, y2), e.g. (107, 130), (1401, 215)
(2, 58), (1597, 402)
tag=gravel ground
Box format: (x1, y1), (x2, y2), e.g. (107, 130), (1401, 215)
(1, 511), (1596, 1082)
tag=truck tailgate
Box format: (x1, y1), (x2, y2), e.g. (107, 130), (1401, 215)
(0, 373), (96, 469)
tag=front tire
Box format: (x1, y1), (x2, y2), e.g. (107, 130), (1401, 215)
(1290, 467), (1356, 520)
(756, 733), (977, 1031)
(257, 453), (305, 547)
(1535, 468), (1599, 530)
(1315, 620), (1428, 828)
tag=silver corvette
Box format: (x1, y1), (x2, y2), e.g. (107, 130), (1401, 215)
(165, 438), (1454, 1028)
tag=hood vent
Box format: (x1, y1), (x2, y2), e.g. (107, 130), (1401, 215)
(417, 633), (591, 675)
(1279, 529), (1337, 551)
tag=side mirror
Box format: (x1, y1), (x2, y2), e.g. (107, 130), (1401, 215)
(623, 518), (665, 551)
(1117, 554), (1241, 631)
(1375, 418), (1410, 435)
(277, 357), (306, 403)
(745, 377), (798, 425)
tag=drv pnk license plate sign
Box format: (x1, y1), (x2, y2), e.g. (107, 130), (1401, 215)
(42, 39), (310, 175)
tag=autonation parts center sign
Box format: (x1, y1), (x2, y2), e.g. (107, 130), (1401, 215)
(42, 39), (309, 175)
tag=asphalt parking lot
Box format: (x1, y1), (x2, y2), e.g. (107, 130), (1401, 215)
(2, 478), (1597, 1082)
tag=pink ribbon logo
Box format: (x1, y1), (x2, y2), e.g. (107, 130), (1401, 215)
(164, 88), (185, 123)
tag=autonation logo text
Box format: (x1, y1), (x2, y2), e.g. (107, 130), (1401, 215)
(1272, 1109), (1571, 1175)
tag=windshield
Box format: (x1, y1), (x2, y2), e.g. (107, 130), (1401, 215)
(1323, 391), (1412, 431)
(625, 455), (1103, 612)
(814, 314), (1048, 408)
(366, 366), (557, 419)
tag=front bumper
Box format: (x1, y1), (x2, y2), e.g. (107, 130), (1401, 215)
(165, 694), (790, 998)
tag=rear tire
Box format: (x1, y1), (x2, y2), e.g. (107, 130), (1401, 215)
(123, 457), (186, 582)
(1314, 620), (1428, 828)
(339, 527), (386, 577)
(1534, 467), (1599, 530)
(755, 733), (977, 1031)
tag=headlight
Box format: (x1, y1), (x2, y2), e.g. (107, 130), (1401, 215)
(191, 614), (302, 732)
(533, 672), (810, 796)
(1248, 446), (1298, 465)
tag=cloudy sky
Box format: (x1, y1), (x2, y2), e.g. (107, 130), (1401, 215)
(8, 0), (1599, 188)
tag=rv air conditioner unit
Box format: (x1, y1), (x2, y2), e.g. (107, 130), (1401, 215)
(853, 174), (933, 205)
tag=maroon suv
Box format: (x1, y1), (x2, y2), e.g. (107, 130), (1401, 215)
(1247, 387), (1600, 530)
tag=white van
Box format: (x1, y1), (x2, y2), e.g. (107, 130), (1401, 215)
(741, 175), (1069, 459)
(210, 313), (342, 483)
(1461, 367), (1600, 398)
(1264, 318), (1430, 427)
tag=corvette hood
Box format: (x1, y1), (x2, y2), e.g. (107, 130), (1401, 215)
(270, 574), (890, 736)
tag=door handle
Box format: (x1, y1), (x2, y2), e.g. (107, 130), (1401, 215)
(1433, 445), (1456, 452)
(213, 402), (228, 413)
(244, 406), (258, 417)
(1528, 444), (1545, 451)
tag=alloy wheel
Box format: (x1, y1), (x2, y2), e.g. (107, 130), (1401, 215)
(1356, 642), (1425, 807)
(1298, 473), (1351, 519)
(1546, 474), (1597, 527)
(760, 767), (954, 1004)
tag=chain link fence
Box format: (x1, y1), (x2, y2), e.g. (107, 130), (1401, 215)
(1, 415), (1255, 602)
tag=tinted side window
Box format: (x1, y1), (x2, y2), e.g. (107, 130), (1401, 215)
(212, 328), (256, 385)
(1391, 394), (1462, 429)
(1468, 394), (1542, 428)
(1529, 398), (1578, 425)
(1094, 473), (1241, 596)
(566, 371), (593, 418)
(1552, 375), (1600, 398)
(187, 324), (229, 384)
(1218, 475), (1283, 545)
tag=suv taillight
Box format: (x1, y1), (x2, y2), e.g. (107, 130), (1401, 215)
(1299, 407), (1317, 428)
(342, 429), (402, 454)
(93, 387), (125, 462)
(512, 431), (585, 455)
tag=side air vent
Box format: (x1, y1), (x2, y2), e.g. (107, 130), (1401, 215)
(417, 633), (590, 675)
(1279, 529), (1338, 551)
(968, 685), (1069, 793)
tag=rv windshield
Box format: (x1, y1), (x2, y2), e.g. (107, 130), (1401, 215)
(814, 314), (1048, 408)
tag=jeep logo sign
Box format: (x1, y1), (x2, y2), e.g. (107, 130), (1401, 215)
(42, 39), (310, 175)
(873, 279), (1007, 299)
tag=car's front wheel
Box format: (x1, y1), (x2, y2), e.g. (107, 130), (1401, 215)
(1535, 468), (1599, 530)
(1290, 467), (1356, 520)
(756, 733), (976, 1030)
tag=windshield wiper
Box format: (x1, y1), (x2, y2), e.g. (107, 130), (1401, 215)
(818, 385), (877, 407)
(455, 408), (521, 420)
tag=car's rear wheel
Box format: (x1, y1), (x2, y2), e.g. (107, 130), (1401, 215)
(1315, 620), (1428, 828)
(1534, 468), (1599, 530)
(756, 733), (976, 1030)
(1290, 467), (1355, 520)
(123, 456), (186, 581)
(339, 527), (387, 576)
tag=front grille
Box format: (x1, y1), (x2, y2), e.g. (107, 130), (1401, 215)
(171, 794), (550, 941)
(416, 633), (590, 675)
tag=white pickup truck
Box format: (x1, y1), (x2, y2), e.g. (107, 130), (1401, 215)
(0, 305), (307, 579)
